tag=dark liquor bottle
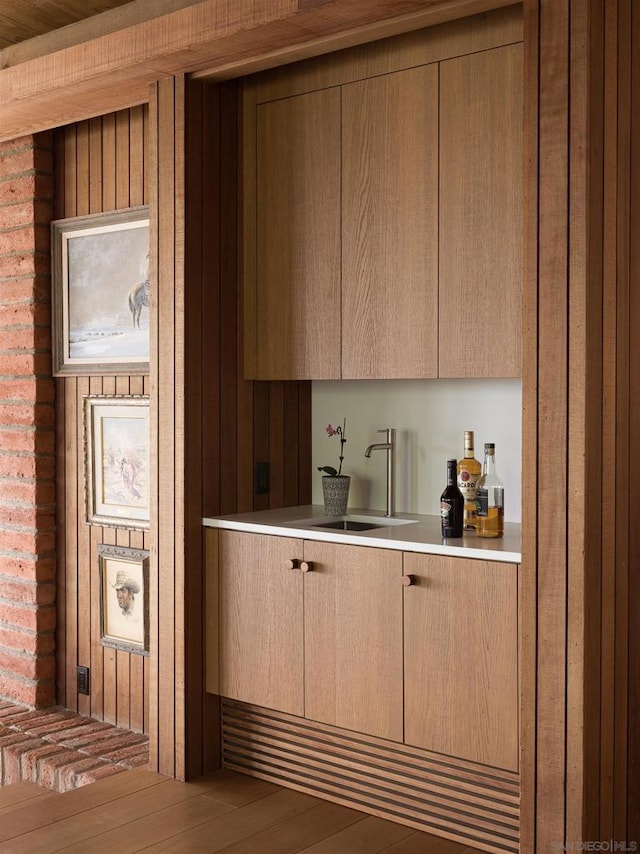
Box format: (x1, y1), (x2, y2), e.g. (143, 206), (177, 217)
(440, 458), (464, 538)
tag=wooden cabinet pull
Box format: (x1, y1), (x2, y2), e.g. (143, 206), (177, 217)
(300, 561), (314, 573)
(401, 574), (414, 586)
(285, 558), (301, 570)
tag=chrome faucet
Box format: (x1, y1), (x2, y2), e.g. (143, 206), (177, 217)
(364, 428), (396, 518)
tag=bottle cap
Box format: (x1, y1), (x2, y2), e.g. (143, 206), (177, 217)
(484, 442), (495, 450)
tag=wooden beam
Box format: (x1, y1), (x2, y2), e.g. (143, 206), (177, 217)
(0, 0), (515, 142)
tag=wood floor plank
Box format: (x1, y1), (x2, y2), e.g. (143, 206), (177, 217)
(297, 815), (415, 853)
(54, 793), (236, 854)
(0, 783), (58, 816)
(378, 831), (471, 853)
(0, 769), (166, 844)
(211, 801), (366, 854)
(4, 778), (209, 854)
(135, 788), (323, 853)
(184, 768), (281, 806)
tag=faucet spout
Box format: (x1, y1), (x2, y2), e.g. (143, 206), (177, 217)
(364, 428), (396, 517)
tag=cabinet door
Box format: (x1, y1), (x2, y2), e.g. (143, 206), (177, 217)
(303, 541), (404, 740)
(219, 531), (304, 716)
(403, 554), (518, 771)
(252, 88), (341, 380)
(342, 65), (439, 379)
(439, 43), (523, 378)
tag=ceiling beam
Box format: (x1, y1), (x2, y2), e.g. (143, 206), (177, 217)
(0, 0), (515, 142)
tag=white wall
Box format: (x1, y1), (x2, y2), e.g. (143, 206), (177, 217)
(312, 379), (522, 522)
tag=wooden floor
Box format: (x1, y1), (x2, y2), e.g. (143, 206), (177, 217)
(0, 767), (485, 853)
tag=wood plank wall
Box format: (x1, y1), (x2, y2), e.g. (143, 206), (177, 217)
(523, 0), (638, 847)
(53, 106), (151, 731)
(148, 76), (311, 780)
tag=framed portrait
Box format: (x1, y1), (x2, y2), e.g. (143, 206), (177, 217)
(98, 544), (149, 655)
(85, 395), (150, 531)
(51, 206), (150, 375)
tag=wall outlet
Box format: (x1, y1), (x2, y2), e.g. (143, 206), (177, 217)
(77, 665), (90, 695)
(255, 461), (270, 495)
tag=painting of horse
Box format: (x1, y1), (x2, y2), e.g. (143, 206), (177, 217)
(52, 206), (150, 374)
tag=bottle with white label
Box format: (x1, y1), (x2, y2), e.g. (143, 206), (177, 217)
(475, 443), (504, 538)
(457, 431), (481, 532)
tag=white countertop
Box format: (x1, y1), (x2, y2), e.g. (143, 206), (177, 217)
(202, 505), (521, 563)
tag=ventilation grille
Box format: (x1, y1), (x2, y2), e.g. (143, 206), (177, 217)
(222, 699), (520, 854)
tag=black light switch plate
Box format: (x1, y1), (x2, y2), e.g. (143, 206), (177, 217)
(77, 665), (90, 695)
(255, 461), (270, 495)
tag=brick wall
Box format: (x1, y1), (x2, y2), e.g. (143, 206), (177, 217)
(0, 134), (56, 707)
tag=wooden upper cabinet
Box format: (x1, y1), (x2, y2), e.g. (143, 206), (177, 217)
(403, 554), (519, 771)
(438, 43), (523, 378)
(303, 541), (403, 740)
(218, 531), (305, 716)
(251, 88), (341, 380)
(341, 65), (439, 379)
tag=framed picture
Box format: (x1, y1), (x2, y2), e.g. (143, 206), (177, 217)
(51, 206), (150, 375)
(85, 395), (150, 530)
(98, 544), (149, 655)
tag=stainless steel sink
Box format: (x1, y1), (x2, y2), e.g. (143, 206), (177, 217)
(311, 520), (384, 532)
(287, 514), (418, 532)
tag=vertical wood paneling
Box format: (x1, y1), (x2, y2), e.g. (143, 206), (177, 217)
(627, 3), (640, 839)
(54, 107), (149, 733)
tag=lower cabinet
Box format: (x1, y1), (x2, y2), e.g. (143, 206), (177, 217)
(403, 553), (519, 772)
(218, 531), (304, 716)
(210, 529), (519, 772)
(303, 540), (403, 741)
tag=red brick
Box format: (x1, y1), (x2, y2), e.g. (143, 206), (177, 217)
(0, 137), (34, 156)
(0, 578), (39, 605)
(0, 147), (52, 177)
(57, 757), (111, 792)
(0, 225), (50, 256)
(0, 649), (55, 680)
(0, 402), (55, 428)
(0, 627), (54, 656)
(77, 732), (148, 756)
(0, 600), (55, 632)
(123, 752), (150, 768)
(0, 325), (51, 352)
(0, 376), (54, 402)
(0, 431), (55, 455)
(0, 275), (51, 303)
(46, 721), (113, 744)
(0, 504), (55, 528)
(20, 742), (64, 784)
(0, 451), (55, 482)
(0, 175), (39, 206)
(37, 749), (81, 790)
(20, 713), (80, 737)
(0, 201), (51, 231)
(0, 353), (51, 376)
(102, 740), (149, 764)
(0, 527), (56, 553)
(0, 555), (55, 582)
(2, 736), (44, 783)
(0, 301), (51, 328)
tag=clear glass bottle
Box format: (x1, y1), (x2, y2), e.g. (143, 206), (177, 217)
(457, 430), (481, 532)
(475, 443), (504, 538)
(441, 458), (464, 538)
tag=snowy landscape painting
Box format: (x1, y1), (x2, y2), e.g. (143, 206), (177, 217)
(52, 207), (150, 375)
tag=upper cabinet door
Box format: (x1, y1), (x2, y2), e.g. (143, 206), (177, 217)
(342, 66), (439, 379)
(439, 43), (523, 378)
(253, 89), (341, 380)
